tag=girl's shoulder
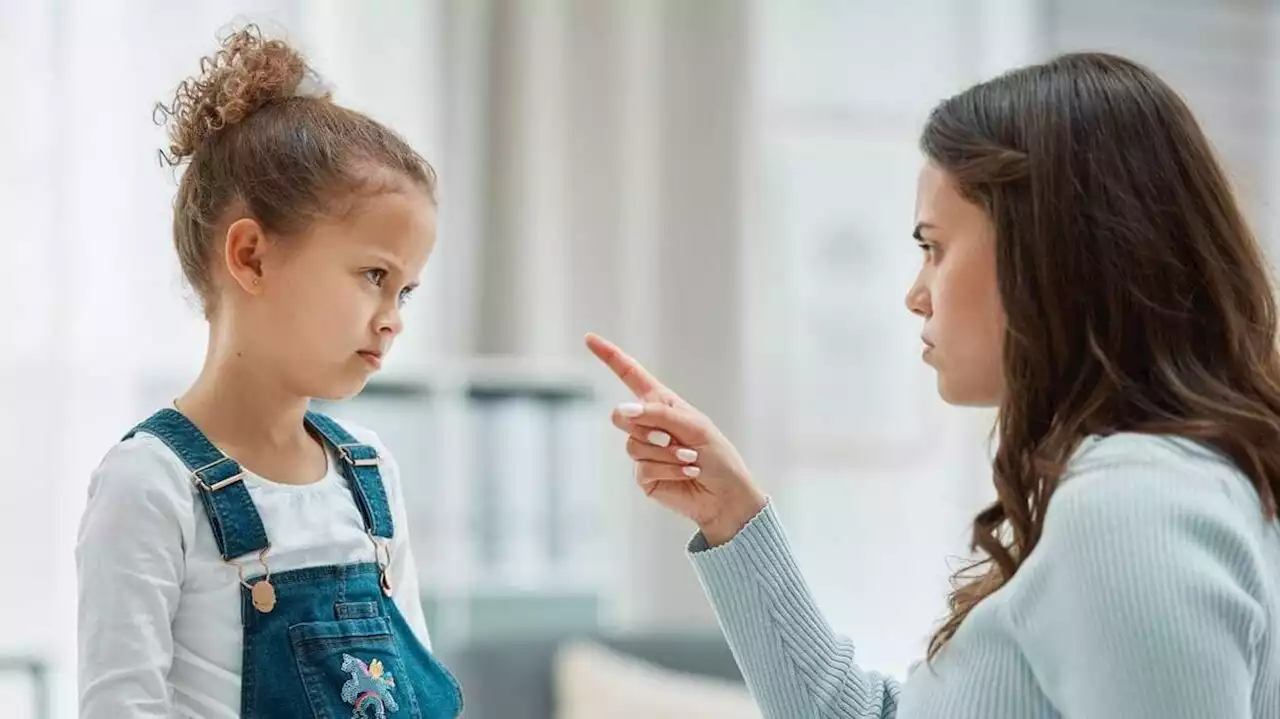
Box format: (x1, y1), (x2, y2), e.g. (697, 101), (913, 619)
(80, 430), (200, 548)
(318, 413), (388, 454)
(90, 429), (195, 499)
(318, 414), (405, 496)
(87, 413), (403, 510)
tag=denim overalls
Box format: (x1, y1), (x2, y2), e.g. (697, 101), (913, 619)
(126, 408), (463, 718)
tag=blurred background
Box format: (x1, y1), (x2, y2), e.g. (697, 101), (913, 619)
(1, 0), (1277, 716)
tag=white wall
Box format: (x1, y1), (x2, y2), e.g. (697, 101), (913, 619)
(742, 0), (1036, 677)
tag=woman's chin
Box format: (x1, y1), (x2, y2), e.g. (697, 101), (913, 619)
(935, 373), (1003, 408)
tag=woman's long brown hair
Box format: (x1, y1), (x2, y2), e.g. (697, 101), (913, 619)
(920, 52), (1280, 659)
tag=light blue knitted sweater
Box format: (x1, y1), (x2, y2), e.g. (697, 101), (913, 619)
(688, 433), (1280, 718)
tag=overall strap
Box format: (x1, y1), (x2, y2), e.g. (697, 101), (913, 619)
(304, 411), (395, 539)
(124, 409), (270, 561)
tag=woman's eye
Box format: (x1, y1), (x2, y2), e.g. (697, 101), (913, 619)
(365, 269), (388, 287)
(917, 240), (940, 261)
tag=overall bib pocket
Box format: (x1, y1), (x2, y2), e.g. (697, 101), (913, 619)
(290, 617), (421, 719)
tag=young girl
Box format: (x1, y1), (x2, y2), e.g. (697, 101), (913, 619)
(588, 52), (1280, 718)
(76, 27), (462, 718)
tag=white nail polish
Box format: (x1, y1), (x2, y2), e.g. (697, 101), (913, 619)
(618, 402), (644, 418)
(682, 465), (701, 478)
(676, 448), (698, 463)
(648, 430), (671, 447)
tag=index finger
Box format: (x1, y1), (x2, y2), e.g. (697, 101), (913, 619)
(584, 332), (667, 400)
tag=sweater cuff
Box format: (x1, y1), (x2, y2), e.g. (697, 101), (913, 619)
(687, 500), (797, 595)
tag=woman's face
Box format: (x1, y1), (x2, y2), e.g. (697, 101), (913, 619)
(905, 162), (1006, 407)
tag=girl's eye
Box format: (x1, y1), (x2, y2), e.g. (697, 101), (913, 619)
(365, 269), (388, 287)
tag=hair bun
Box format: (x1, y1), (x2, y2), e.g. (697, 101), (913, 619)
(156, 25), (318, 164)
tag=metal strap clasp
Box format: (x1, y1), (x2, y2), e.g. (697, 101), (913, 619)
(191, 455), (245, 492)
(337, 443), (381, 467)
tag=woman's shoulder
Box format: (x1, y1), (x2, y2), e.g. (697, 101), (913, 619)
(1059, 432), (1268, 521)
(1008, 432), (1275, 608)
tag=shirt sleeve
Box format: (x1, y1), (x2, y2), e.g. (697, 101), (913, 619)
(77, 435), (194, 718)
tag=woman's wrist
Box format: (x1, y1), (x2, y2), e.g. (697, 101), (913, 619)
(699, 491), (767, 547)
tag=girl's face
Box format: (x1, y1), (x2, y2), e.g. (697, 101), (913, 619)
(225, 187), (437, 399)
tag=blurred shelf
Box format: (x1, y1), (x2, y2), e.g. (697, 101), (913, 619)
(0, 656), (50, 719)
(330, 354), (603, 402)
(424, 591), (601, 645)
(423, 569), (604, 598)
(141, 354), (605, 405)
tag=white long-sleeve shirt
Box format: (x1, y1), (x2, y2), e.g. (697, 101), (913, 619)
(76, 418), (433, 718)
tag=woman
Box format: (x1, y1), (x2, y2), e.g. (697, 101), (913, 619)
(586, 52), (1280, 718)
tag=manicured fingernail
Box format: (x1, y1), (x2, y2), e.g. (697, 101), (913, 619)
(675, 448), (698, 463)
(618, 402), (644, 417)
(682, 465), (701, 478)
(647, 430), (671, 447)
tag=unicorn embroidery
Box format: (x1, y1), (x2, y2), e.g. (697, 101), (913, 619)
(340, 654), (400, 717)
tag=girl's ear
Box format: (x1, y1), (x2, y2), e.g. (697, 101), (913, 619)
(223, 218), (268, 294)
